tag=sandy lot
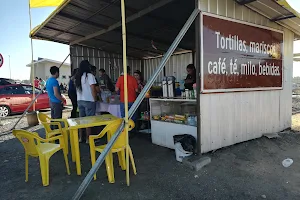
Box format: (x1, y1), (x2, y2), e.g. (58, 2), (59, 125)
(0, 97), (300, 199)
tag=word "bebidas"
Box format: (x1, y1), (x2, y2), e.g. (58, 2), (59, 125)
(258, 62), (280, 76)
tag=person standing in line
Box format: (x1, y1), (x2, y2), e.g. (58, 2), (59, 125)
(46, 66), (65, 127)
(98, 68), (114, 105)
(75, 60), (98, 143)
(34, 77), (40, 88)
(68, 68), (78, 118)
(64, 83), (68, 91)
(39, 78), (46, 89)
(90, 65), (100, 94)
(115, 66), (138, 122)
(98, 69), (114, 92)
(60, 83), (64, 93)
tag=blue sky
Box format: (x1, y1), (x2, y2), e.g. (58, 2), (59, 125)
(0, 0), (69, 80)
(0, 0), (300, 80)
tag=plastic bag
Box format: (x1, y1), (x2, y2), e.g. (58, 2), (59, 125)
(173, 134), (196, 153)
(282, 158), (293, 168)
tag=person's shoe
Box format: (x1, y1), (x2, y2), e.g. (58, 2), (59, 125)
(86, 139), (89, 144)
(79, 137), (82, 143)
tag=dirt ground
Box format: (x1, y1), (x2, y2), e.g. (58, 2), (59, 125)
(1, 98), (300, 199)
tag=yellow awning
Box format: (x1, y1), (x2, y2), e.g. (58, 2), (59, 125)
(30, 0), (64, 8)
(276, 0), (300, 18)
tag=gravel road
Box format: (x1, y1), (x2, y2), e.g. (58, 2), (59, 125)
(0, 109), (71, 135)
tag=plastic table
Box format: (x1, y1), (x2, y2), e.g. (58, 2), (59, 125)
(67, 114), (119, 175)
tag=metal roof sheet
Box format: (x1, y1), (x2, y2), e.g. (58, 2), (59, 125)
(31, 0), (195, 58)
(245, 0), (300, 38)
(31, 0), (300, 59)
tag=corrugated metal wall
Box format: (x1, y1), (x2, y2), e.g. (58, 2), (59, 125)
(143, 52), (193, 82)
(70, 45), (142, 82)
(68, 0), (293, 154)
(198, 0), (293, 153)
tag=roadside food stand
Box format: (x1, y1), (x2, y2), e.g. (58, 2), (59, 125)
(31, 0), (299, 154)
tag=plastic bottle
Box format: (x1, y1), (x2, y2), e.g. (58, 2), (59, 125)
(185, 89), (189, 99)
(181, 91), (186, 98)
(193, 83), (197, 99)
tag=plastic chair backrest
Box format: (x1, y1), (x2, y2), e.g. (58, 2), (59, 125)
(38, 112), (51, 123)
(109, 119), (135, 149)
(41, 122), (56, 134)
(97, 119), (122, 139)
(13, 130), (40, 157)
(38, 113), (52, 133)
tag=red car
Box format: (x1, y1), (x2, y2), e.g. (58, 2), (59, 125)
(0, 84), (66, 117)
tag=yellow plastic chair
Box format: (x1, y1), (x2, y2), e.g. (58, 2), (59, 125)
(37, 112), (70, 155)
(89, 119), (137, 183)
(13, 129), (70, 186)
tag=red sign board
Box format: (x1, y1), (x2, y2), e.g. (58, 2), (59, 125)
(201, 13), (283, 93)
(0, 54), (3, 68)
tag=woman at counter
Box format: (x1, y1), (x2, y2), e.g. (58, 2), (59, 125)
(133, 70), (146, 93)
(184, 64), (196, 90)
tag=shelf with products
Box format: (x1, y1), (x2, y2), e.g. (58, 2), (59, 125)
(150, 98), (197, 126)
(151, 119), (196, 127)
(149, 97), (196, 102)
(149, 98), (198, 149)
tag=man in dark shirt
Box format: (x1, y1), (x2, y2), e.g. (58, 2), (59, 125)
(98, 69), (114, 92)
(91, 66), (100, 94)
(184, 64), (196, 90)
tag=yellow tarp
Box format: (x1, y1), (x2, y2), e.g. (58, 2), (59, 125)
(276, 0), (300, 18)
(30, 0), (64, 8)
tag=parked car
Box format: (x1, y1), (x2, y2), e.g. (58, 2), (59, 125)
(0, 84), (66, 117)
(0, 78), (16, 86)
